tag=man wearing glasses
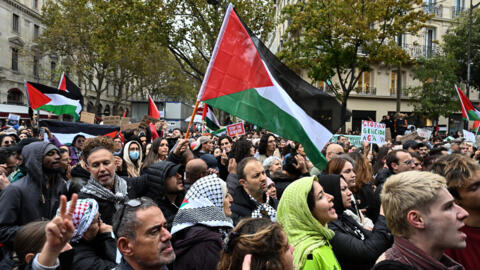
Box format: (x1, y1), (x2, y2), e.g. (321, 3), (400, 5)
(376, 150), (416, 193)
(113, 197), (175, 270)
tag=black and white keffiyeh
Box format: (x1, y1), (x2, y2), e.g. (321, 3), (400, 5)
(171, 175), (233, 235)
(80, 174), (128, 209)
(248, 193), (277, 221)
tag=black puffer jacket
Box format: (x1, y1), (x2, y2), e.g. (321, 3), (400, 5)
(142, 161), (185, 230)
(230, 185), (277, 225)
(172, 225), (224, 270)
(0, 142), (67, 249)
(318, 175), (393, 270)
(71, 232), (117, 270)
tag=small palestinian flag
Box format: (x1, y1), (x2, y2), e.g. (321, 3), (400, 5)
(473, 121), (480, 134)
(25, 81), (82, 121)
(40, 120), (120, 145)
(197, 4), (347, 169)
(456, 85), (480, 121)
(202, 104), (221, 131)
(58, 73), (83, 103)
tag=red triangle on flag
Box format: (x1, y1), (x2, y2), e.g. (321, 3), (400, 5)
(148, 95), (161, 119)
(25, 82), (51, 109)
(199, 8), (273, 101)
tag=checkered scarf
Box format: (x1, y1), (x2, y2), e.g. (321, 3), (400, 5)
(57, 198), (99, 243)
(171, 175), (233, 235)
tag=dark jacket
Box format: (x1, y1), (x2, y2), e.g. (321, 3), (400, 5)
(78, 174), (161, 225)
(172, 225), (223, 270)
(318, 175), (392, 270)
(375, 168), (394, 194)
(71, 232), (117, 270)
(354, 182), (381, 223)
(142, 161), (185, 230)
(0, 142), (67, 249)
(115, 258), (168, 270)
(230, 185), (277, 225)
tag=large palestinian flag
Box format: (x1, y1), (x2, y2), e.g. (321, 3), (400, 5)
(197, 4), (347, 169)
(456, 85), (480, 121)
(40, 120), (120, 145)
(25, 81), (82, 121)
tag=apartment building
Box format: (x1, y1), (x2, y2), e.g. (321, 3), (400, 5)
(0, 0), (129, 122)
(270, 0), (479, 133)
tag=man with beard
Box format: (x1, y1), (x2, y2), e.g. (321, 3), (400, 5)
(0, 141), (67, 251)
(113, 197), (175, 270)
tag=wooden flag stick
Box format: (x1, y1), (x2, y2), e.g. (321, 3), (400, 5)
(185, 100), (200, 139)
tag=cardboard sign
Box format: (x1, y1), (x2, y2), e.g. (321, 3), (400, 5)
(463, 129), (476, 142)
(6, 114), (20, 126)
(121, 122), (141, 131)
(361, 120), (386, 145)
(103, 116), (121, 126)
(226, 122), (245, 137)
(80, 112), (95, 124)
(142, 115), (160, 124)
(417, 128), (432, 140)
(120, 117), (130, 126)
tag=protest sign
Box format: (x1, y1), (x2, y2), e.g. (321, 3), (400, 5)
(120, 117), (130, 127)
(463, 129), (476, 142)
(103, 116), (121, 126)
(329, 135), (362, 147)
(416, 128), (432, 140)
(121, 122), (141, 131)
(400, 131), (419, 144)
(80, 112), (95, 124)
(6, 114), (20, 126)
(361, 120), (386, 145)
(226, 122), (245, 137)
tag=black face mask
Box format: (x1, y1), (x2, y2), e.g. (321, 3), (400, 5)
(58, 248), (74, 269)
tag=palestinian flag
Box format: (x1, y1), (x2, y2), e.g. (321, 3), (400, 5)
(473, 120), (480, 134)
(197, 4), (347, 169)
(58, 73), (83, 103)
(456, 85), (480, 121)
(25, 81), (82, 121)
(40, 120), (120, 145)
(202, 104), (221, 131)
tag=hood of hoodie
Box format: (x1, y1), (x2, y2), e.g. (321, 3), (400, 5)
(143, 160), (177, 186)
(22, 141), (62, 186)
(317, 174), (345, 215)
(172, 225), (222, 258)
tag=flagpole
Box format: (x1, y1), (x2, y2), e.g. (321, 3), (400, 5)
(185, 101), (200, 139)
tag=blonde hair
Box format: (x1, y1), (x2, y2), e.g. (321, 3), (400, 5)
(431, 154), (480, 199)
(381, 171), (446, 237)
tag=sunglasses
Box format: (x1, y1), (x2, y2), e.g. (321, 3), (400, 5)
(113, 198), (144, 237)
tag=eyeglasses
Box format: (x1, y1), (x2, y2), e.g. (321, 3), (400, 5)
(113, 198), (143, 237)
(3, 140), (14, 145)
(401, 159), (415, 165)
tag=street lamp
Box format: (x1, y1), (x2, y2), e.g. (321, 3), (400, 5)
(466, 0), (480, 98)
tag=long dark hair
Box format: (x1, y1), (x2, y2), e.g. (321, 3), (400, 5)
(142, 137), (168, 170)
(258, 133), (274, 155)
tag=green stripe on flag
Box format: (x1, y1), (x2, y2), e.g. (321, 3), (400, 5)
(205, 117), (220, 131)
(205, 88), (327, 169)
(38, 104), (80, 120)
(468, 110), (480, 121)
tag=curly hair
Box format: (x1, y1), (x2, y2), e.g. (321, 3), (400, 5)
(82, 136), (114, 162)
(231, 139), (253, 163)
(348, 152), (374, 193)
(430, 154), (480, 199)
(217, 218), (289, 270)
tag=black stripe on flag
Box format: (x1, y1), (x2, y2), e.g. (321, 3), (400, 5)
(40, 120), (119, 135)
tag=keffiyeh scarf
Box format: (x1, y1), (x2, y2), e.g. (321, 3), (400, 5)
(171, 175), (233, 235)
(80, 174), (128, 209)
(58, 198), (99, 243)
(248, 193), (277, 221)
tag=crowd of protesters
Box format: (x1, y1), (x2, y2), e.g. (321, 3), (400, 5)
(0, 118), (478, 270)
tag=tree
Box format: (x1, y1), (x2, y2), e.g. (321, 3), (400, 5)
(278, 0), (431, 128)
(406, 55), (460, 124)
(39, 0), (192, 115)
(443, 8), (480, 93)
(150, 0), (275, 83)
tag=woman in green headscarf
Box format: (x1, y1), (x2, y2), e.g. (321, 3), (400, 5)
(277, 176), (341, 270)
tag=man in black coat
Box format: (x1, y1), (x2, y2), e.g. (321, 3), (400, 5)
(0, 141), (67, 250)
(231, 157), (277, 225)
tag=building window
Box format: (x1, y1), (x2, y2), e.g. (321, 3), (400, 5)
(7, 89), (24, 105)
(390, 70), (407, 96)
(356, 71), (374, 94)
(33, 56), (39, 78)
(50, 61), (56, 81)
(33, 0), (39, 9)
(425, 28), (436, 57)
(12, 14), (19, 33)
(34, 24), (40, 39)
(12, 48), (19, 71)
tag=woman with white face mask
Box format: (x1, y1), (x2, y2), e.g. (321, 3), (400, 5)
(122, 140), (143, 177)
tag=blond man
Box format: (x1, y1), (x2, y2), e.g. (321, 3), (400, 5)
(374, 171), (468, 270)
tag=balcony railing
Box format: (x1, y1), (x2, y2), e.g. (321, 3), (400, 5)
(354, 87), (377, 95)
(424, 4), (466, 19)
(403, 44), (441, 59)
